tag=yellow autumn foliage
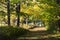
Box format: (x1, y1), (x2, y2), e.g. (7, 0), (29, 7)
(48, 5), (54, 8)
(40, 3), (48, 8)
(33, 4), (40, 10)
(20, 16), (24, 22)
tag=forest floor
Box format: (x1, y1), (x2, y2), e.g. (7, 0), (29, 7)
(17, 27), (60, 40)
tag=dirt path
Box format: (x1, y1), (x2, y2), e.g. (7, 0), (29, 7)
(29, 27), (47, 31)
(18, 27), (60, 40)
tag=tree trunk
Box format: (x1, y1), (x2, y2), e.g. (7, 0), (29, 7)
(7, 0), (10, 26)
(26, 18), (28, 25)
(16, 2), (20, 27)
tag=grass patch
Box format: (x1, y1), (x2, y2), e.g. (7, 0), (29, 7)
(0, 26), (29, 40)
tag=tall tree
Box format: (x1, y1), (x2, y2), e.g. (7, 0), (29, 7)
(16, 1), (20, 27)
(7, 0), (10, 26)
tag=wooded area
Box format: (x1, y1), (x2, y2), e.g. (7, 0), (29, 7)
(0, 0), (60, 40)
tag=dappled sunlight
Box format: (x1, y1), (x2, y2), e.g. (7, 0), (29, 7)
(29, 27), (47, 31)
(0, 0), (60, 40)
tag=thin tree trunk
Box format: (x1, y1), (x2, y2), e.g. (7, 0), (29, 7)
(7, 0), (10, 26)
(26, 18), (28, 25)
(16, 1), (20, 27)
